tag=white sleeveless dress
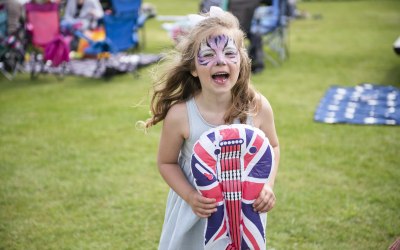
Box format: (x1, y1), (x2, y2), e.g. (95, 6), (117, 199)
(158, 97), (253, 250)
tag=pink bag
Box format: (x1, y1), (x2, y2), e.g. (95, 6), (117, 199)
(44, 35), (70, 67)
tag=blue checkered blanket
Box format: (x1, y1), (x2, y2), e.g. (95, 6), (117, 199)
(314, 83), (400, 125)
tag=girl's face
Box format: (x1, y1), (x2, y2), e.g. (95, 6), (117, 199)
(192, 32), (241, 96)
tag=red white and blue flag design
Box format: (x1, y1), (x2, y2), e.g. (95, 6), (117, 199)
(191, 124), (274, 250)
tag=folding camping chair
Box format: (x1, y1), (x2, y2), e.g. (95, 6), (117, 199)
(0, 34), (25, 80)
(103, 0), (153, 52)
(70, 0), (153, 79)
(251, 0), (289, 66)
(76, 0), (154, 55)
(25, 2), (70, 80)
(0, 3), (25, 80)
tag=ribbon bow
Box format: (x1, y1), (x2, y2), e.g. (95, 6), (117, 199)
(187, 6), (225, 27)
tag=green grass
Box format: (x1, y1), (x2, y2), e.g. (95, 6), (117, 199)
(1, 0), (399, 249)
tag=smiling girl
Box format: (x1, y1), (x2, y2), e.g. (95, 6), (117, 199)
(144, 7), (280, 250)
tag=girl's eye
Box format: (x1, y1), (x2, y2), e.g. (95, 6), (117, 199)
(225, 50), (237, 56)
(203, 53), (215, 58)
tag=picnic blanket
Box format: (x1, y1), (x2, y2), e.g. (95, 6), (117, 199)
(314, 83), (400, 125)
(24, 53), (162, 79)
(66, 53), (162, 79)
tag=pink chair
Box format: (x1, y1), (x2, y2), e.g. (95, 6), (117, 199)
(25, 2), (70, 79)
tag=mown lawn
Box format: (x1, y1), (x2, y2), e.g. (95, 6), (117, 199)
(1, 0), (399, 249)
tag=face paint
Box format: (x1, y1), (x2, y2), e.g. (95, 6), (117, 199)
(197, 35), (239, 66)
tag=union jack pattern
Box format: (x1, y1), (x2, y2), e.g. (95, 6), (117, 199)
(191, 124), (274, 250)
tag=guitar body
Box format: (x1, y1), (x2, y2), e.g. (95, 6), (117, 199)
(191, 124), (274, 250)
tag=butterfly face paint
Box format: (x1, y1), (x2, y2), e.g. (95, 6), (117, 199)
(197, 35), (239, 67)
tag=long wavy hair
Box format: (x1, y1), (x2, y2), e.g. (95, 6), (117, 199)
(144, 9), (259, 128)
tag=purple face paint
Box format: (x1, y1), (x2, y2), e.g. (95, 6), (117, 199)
(197, 35), (239, 66)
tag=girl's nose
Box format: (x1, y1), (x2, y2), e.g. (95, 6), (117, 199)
(216, 55), (227, 66)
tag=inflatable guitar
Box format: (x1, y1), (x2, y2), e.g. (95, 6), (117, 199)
(191, 124), (274, 250)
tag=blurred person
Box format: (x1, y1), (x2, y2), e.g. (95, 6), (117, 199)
(61, 0), (104, 31)
(2, 0), (24, 35)
(228, 0), (265, 73)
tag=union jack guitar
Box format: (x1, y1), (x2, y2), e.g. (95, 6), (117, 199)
(191, 124), (274, 250)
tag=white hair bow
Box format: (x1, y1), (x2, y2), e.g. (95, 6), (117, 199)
(187, 6), (225, 27)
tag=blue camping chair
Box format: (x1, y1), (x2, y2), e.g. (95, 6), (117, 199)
(73, 0), (152, 77)
(103, 13), (139, 52)
(109, 0), (141, 15)
(103, 0), (153, 52)
(251, 0), (289, 66)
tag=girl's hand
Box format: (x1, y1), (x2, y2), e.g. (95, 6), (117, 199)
(253, 185), (276, 213)
(187, 190), (218, 218)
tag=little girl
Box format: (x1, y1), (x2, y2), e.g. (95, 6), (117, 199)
(144, 6), (280, 250)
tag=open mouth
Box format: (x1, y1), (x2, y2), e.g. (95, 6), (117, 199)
(212, 72), (230, 83)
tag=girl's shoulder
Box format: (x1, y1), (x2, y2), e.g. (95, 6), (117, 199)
(166, 101), (187, 118)
(164, 101), (190, 139)
(253, 93), (274, 128)
(257, 93), (273, 111)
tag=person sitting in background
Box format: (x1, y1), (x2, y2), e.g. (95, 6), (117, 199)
(3, 0), (24, 36)
(228, 0), (265, 73)
(61, 0), (104, 31)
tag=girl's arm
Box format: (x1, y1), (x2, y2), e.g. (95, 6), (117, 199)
(157, 103), (217, 218)
(253, 94), (280, 213)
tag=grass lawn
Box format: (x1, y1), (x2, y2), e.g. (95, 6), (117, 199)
(1, 0), (399, 249)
